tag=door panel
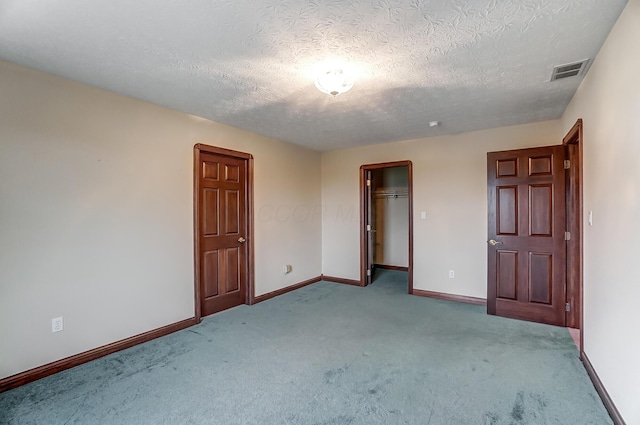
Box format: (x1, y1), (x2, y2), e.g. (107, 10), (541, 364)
(203, 189), (219, 235)
(225, 190), (240, 234)
(529, 185), (552, 236)
(529, 155), (552, 175)
(203, 251), (219, 298)
(198, 152), (248, 317)
(225, 164), (239, 182)
(203, 161), (219, 179)
(497, 186), (518, 234)
(529, 253), (552, 304)
(225, 247), (240, 293)
(487, 145), (566, 326)
(497, 159), (517, 177)
(497, 250), (518, 300)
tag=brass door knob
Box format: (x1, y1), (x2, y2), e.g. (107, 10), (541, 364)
(238, 237), (246, 243)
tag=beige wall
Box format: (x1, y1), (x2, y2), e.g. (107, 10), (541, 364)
(321, 120), (561, 296)
(374, 196), (409, 267)
(0, 61), (322, 379)
(560, 0), (639, 422)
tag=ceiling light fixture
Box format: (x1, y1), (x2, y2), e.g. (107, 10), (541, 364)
(314, 69), (354, 96)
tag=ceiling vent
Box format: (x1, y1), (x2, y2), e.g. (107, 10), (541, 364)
(550, 60), (589, 81)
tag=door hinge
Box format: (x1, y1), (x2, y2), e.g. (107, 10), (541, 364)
(366, 179), (371, 187)
(564, 160), (570, 169)
(566, 302), (571, 312)
(367, 224), (372, 232)
(565, 231), (571, 241)
(366, 269), (371, 276)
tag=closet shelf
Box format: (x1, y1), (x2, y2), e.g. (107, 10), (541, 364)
(373, 188), (408, 199)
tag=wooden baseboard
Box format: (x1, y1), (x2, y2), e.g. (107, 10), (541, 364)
(412, 289), (487, 306)
(254, 276), (322, 303)
(581, 351), (627, 425)
(321, 275), (363, 286)
(374, 264), (409, 272)
(0, 317), (197, 393)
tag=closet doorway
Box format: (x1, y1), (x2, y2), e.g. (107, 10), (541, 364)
(360, 161), (413, 291)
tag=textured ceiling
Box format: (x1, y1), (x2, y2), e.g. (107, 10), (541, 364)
(0, 0), (628, 151)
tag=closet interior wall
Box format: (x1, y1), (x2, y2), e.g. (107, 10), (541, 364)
(372, 166), (409, 268)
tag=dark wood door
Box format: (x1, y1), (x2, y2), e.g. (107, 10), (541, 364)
(365, 170), (375, 285)
(197, 151), (248, 317)
(487, 145), (566, 326)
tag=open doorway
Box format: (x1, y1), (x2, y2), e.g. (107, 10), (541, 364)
(360, 161), (413, 291)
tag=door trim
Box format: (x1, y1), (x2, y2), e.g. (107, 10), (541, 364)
(563, 119), (584, 352)
(359, 161), (413, 291)
(193, 144), (255, 322)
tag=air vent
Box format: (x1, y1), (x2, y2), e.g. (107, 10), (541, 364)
(550, 60), (589, 81)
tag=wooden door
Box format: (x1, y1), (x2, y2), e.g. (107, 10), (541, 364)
(487, 145), (566, 326)
(196, 149), (249, 317)
(365, 169), (375, 285)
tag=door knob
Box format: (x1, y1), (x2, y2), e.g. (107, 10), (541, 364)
(488, 239), (503, 246)
(238, 237), (246, 243)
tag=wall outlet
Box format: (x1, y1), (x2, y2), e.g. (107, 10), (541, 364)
(448, 270), (455, 279)
(283, 264), (293, 275)
(52, 317), (64, 333)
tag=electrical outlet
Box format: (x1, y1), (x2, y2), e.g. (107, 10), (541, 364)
(52, 317), (64, 333)
(448, 270), (455, 279)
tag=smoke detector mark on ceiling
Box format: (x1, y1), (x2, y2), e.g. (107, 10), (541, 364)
(550, 59), (590, 81)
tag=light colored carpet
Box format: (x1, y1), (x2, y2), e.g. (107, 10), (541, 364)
(0, 270), (611, 424)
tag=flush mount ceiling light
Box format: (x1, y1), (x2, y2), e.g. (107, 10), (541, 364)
(314, 69), (354, 96)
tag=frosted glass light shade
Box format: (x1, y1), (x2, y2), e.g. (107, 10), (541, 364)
(314, 69), (354, 96)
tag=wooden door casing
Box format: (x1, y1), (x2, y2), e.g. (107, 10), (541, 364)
(194, 145), (253, 320)
(563, 119), (583, 331)
(487, 145), (567, 326)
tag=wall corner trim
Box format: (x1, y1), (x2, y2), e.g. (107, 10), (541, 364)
(412, 289), (487, 306)
(253, 276), (322, 303)
(581, 351), (627, 425)
(0, 317), (197, 393)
